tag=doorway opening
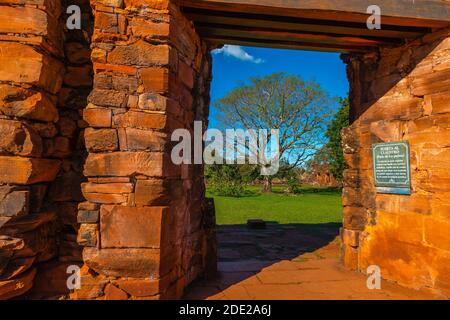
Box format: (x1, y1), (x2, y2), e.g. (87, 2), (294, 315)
(184, 46), (348, 299)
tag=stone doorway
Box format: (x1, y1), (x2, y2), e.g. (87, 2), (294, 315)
(0, 0), (449, 300)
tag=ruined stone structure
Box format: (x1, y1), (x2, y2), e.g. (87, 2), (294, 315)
(0, 0), (449, 299)
(341, 28), (450, 297)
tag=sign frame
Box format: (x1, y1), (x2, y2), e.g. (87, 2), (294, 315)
(372, 141), (411, 195)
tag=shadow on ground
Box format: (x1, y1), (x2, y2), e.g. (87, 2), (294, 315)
(184, 222), (341, 299)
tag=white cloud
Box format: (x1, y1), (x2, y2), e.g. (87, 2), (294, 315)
(213, 45), (264, 64)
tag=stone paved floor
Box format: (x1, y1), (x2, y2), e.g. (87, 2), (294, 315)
(184, 223), (442, 300)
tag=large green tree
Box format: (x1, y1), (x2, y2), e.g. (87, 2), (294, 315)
(215, 73), (334, 192)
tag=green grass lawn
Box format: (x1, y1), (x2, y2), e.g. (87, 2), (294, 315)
(208, 185), (343, 225)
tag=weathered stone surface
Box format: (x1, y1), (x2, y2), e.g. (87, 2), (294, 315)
(411, 69), (450, 96)
(0, 256), (35, 281)
(0, 85), (58, 122)
(118, 128), (166, 151)
(0, 119), (43, 157)
(70, 266), (108, 300)
(0, 190), (29, 223)
(0, 42), (64, 93)
(114, 278), (162, 297)
(129, 18), (169, 39)
(84, 128), (118, 152)
(100, 206), (166, 248)
(0, 156), (60, 184)
(140, 68), (169, 93)
(108, 41), (170, 66)
(113, 111), (167, 130)
(77, 224), (98, 247)
(0, 211), (56, 235)
(78, 201), (100, 211)
(341, 244), (358, 271)
(81, 182), (133, 194)
(88, 89), (127, 107)
(77, 210), (100, 224)
(83, 107), (112, 128)
(83, 192), (128, 204)
(137, 93), (167, 111)
(94, 11), (118, 33)
(341, 229), (360, 248)
(104, 283), (128, 300)
(84, 152), (164, 177)
(134, 179), (178, 206)
(83, 247), (163, 278)
(0, 268), (36, 300)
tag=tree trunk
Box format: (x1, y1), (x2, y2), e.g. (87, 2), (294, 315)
(262, 176), (272, 193)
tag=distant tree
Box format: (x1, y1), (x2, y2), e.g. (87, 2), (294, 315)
(215, 73), (334, 192)
(321, 98), (349, 181)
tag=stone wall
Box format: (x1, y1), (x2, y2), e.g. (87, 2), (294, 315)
(341, 27), (450, 298)
(72, 0), (216, 300)
(0, 0), (92, 299)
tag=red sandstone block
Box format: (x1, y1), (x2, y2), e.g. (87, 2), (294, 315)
(118, 128), (166, 151)
(89, 177), (130, 183)
(0, 42), (64, 94)
(83, 192), (128, 204)
(129, 18), (169, 39)
(81, 182), (133, 194)
(0, 156), (60, 184)
(134, 179), (169, 206)
(92, 0), (124, 7)
(425, 91), (450, 115)
(77, 224), (98, 247)
(412, 69), (450, 96)
(343, 207), (367, 231)
(0, 7), (61, 46)
(83, 107), (112, 128)
(0, 85), (58, 122)
(91, 48), (107, 63)
(84, 152), (164, 177)
(88, 89), (127, 107)
(0, 189), (30, 224)
(0, 119), (43, 157)
(93, 63), (137, 76)
(341, 229), (360, 248)
(139, 68), (169, 93)
(85, 128), (118, 152)
(83, 247), (163, 278)
(108, 41), (170, 67)
(113, 111), (167, 130)
(0, 268), (36, 300)
(104, 283), (128, 300)
(341, 244), (359, 271)
(94, 11), (118, 33)
(137, 93), (167, 111)
(91, 31), (128, 44)
(113, 272), (178, 298)
(100, 205), (167, 248)
(124, 0), (170, 10)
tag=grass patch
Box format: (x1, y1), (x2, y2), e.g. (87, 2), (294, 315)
(208, 185), (343, 225)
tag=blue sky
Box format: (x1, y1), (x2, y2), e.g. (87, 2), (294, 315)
(209, 45), (349, 129)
